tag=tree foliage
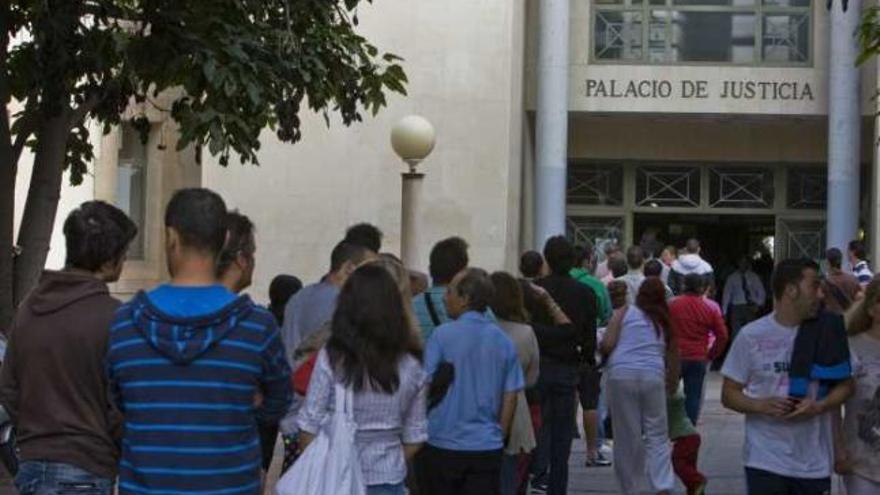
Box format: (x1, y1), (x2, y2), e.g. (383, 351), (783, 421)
(0, 0), (407, 328)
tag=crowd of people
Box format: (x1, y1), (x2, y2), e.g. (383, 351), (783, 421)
(0, 186), (878, 495)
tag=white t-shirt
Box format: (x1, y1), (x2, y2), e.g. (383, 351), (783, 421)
(721, 313), (833, 479)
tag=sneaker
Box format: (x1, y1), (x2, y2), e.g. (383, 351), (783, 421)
(585, 451), (612, 467)
(528, 474), (548, 494)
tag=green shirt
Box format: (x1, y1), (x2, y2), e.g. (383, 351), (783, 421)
(667, 389), (697, 439)
(570, 268), (612, 326)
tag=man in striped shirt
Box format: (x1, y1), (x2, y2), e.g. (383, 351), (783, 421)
(107, 189), (292, 495)
(848, 240), (873, 287)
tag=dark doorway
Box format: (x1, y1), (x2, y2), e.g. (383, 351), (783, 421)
(633, 213), (775, 295)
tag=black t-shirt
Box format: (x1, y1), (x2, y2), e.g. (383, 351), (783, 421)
(531, 274), (598, 366)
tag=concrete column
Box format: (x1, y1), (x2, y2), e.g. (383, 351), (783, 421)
(871, 53), (880, 265)
(826, 0), (862, 260)
(534, 0), (570, 248)
(400, 172), (424, 270)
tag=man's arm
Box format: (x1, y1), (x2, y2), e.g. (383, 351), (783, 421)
(784, 378), (854, 421)
(721, 277), (734, 315)
(499, 391), (517, 439)
(721, 377), (794, 417)
(0, 328), (19, 421)
(257, 326), (294, 424)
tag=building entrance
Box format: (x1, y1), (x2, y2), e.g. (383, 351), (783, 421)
(633, 213), (776, 288)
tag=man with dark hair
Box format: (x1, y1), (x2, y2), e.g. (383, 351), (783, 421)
(520, 250), (547, 280)
(722, 258), (854, 495)
(669, 238), (714, 296)
(644, 259), (674, 300)
(0, 201), (136, 495)
(282, 240), (374, 360)
(848, 240), (872, 286)
(217, 211), (257, 294)
(419, 268), (524, 494)
(616, 245), (646, 305)
(823, 248), (861, 314)
(570, 244), (613, 467)
(413, 237), (469, 341)
(106, 188), (293, 495)
(531, 236), (598, 495)
(344, 222), (383, 253)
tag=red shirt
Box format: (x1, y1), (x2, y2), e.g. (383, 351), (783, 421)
(669, 294), (729, 361)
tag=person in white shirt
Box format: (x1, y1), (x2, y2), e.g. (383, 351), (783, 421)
(721, 258), (854, 495)
(722, 257), (767, 337)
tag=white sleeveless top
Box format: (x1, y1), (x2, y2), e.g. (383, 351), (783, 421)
(606, 306), (667, 376)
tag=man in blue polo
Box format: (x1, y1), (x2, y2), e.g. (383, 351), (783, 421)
(418, 268), (524, 494)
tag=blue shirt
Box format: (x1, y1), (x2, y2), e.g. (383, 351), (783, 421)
(281, 281), (340, 360)
(413, 286), (450, 342)
(146, 284), (237, 317)
(425, 311), (525, 451)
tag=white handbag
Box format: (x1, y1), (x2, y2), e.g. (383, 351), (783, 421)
(275, 382), (366, 495)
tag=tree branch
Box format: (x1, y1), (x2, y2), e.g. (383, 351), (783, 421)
(67, 93), (101, 129)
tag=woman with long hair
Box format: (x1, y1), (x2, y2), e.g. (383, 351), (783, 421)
(601, 278), (679, 495)
(834, 279), (880, 494)
(489, 271), (540, 495)
(296, 264), (427, 495)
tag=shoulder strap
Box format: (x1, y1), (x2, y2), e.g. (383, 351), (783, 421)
(424, 292), (442, 326)
(825, 279), (852, 311)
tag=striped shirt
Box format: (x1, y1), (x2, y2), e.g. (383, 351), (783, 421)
(297, 349), (427, 486)
(108, 292), (292, 495)
(854, 261), (873, 286)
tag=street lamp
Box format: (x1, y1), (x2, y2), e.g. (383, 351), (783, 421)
(391, 115), (436, 269)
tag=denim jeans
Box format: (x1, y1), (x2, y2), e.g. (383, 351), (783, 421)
(15, 461), (113, 495)
(531, 362), (578, 495)
(680, 360), (708, 425)
(367, 482), (406, 495)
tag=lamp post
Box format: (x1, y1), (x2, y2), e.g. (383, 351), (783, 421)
(391, 116), (436, 269)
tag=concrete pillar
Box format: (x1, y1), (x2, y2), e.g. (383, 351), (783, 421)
(400, 172), (424, 270)
(534, 0), (570, 248)
(826, 0), (862, 261)
(871, 55), (880, 265)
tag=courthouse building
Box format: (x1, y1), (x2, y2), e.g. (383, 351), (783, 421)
(14, 0), (880, 298)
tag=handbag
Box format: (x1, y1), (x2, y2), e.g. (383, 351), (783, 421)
(275, 382), (366, 495)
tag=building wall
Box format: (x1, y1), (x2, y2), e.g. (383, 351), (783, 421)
(204, 0), (527, 302)
(525, 0), (878, 115)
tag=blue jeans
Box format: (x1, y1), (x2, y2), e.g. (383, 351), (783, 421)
(680, 360), (708, 425)
(15, 462), (113, 495)
(531, 362), (578, 495)
(367, 482), (406, 495)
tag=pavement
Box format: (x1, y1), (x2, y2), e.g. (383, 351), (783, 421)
(566, 372), (747, 494)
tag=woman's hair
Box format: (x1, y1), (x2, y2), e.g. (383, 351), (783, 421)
(847, 279), (880, 335)
(607, 280), (628, 310)
(490, 271), (528, 323)
(327, 263), (419, 393)
(636, 278), (673, 343)
(373, 254), (423, 354)
(268, 274), (302, 325)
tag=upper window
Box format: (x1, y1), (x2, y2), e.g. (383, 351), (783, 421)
(593, 0), (811, 65)
(116, 123), (149, 260)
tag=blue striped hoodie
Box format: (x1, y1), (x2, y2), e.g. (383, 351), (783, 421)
(107, 292), (292, 495)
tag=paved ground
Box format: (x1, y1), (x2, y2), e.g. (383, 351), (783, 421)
(566, 372), (746, 494)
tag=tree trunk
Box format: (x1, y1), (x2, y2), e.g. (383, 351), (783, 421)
(0, 140), (14, 331)
(12, 115), (69, 306)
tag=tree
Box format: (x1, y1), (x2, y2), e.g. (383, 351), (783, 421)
(0, 0), (407, 328)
